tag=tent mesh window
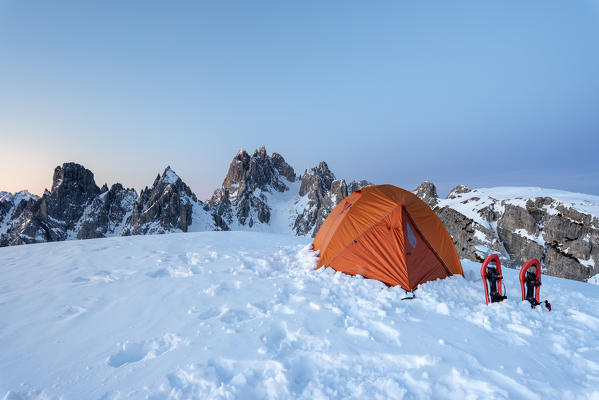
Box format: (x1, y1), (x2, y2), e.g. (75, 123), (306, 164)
(406, 222), (417, 249)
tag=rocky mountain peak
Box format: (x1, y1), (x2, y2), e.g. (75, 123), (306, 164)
(123, 167), (198, 235)
(0, 163), (101, 245)
(45, 163), (101, 230)
(293, 161), (368, 237)
(215, 147), (295, 202)
(413, 181), (439, 207)
(51, 162), (99, 195)
(447, 185), (471, 199)
(253, 145), (268, 159)
(161, 166), (183, 186)
(143, 167), (195, 201)
(299, 161), (335, 197)
(207, 147), (296, 229)
(77, 183), (138, 240)
(348, 180), (373, 194)
(271, 152), (296, 182)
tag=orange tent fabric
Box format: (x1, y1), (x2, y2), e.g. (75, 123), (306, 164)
(313, 184), (463, 290)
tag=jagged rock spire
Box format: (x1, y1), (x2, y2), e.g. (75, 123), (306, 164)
(208, 147), (296, 229)
(122, 166), (198, 235)
(413, 181), (439, 207)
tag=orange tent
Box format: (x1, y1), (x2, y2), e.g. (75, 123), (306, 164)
(313, 184), (463, 290)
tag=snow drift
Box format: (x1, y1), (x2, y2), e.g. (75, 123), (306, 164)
(1, 232), (598, 399)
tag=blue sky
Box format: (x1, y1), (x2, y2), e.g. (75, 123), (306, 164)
(1, 1), (598, 199)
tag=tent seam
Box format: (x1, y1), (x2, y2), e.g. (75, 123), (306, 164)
(404, 210), (452, 277)
(326, 203), (403, 269)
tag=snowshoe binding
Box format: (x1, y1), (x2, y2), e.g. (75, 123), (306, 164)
(519, 259), (551, 311)
(481, 254), (507, 305)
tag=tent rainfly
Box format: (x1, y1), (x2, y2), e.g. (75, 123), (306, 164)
(312, 184), (463, 290)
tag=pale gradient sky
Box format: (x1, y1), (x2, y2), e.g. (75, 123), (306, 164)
(1, 1), (598, 200)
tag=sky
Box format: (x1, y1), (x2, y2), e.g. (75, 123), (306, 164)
(1, 0), (598, 200)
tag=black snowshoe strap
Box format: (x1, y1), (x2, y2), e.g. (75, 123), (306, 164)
(525, 270), (541, 306)
(527, 298), (552, 311)
(527, 298), (540, 308)
(486, 267), (507, 303)
(490, 291), (507, 303)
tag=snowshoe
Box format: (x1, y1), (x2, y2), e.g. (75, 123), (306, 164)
(481, 254), (507, 305)
(519, 259), (550, 310)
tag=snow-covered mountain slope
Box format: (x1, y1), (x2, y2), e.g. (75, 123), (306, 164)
(0, 191), (39, 245)
(439, 186), (599, 227)
(416, 183), (599, 283)
(122, 166), (214, 236)
(2, 152), (598, 282)
(1, 232), (598, 399)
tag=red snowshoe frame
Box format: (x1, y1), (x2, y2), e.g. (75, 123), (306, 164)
(519, 258), (541, 306)
(481, 254), (506, 305)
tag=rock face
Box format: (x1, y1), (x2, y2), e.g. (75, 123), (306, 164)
(293, 162), (346, 237)
(77, 184), (138, 239)
(412, 183), (599, 282)
(413, 181), (438, 207)
(292, 165), (372, 237)
(47, 163), (101, 229)
(3, 163), (102, 245)
(122, 167), (201, 235)
(348, 180), (373, 194)
(206, 148), (372, 236)
(208, 147), (296, 229)
(0, 191), (39, 246)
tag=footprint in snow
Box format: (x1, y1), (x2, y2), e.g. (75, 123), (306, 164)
(146, 266), (198, 278)
(107, 333), (187, 368)
(146, 268), (170, 278)
(260, 324), (287, 352)
(219, 308), (251, 324)
(196, 308), (221, 321)
(91, 270), (116, 282)
(58, 305), (86, 321)
(203, 283), (229, 296)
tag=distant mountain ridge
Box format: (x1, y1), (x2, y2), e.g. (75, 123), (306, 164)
(1, 147), (598, 283)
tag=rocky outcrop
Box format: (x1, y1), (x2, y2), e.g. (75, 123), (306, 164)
(4, 163), (101, 245)
(0, 191), (39, 246)
(413, 183), (599, 282)
(46, 163), (101, 229)
(77, 184), (138, 239)
(413, 182), (438, 207)
(0, 163), (218, 244)
(122, 167), (200, 235)
(208, 147), (296, 229)
(348, 180), (373, 194)
(447, 185), (471, 199)
(293, 162), (348, 236)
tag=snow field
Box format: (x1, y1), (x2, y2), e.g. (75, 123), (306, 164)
(0, 232), (599, 399)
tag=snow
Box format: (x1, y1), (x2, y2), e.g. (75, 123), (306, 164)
(188, 198), (216, 232)
(0, 190), (37, 204)
(581, 256), (596, 269)
(162, 167), (181, 185)
(514, 228), (546, 247)
(439, 186), (599, 224)
(473, 229), (487, 242)
(1, 231), (599, 399)
(263, 181), (302, 234)
(222, 180), (301, 234)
